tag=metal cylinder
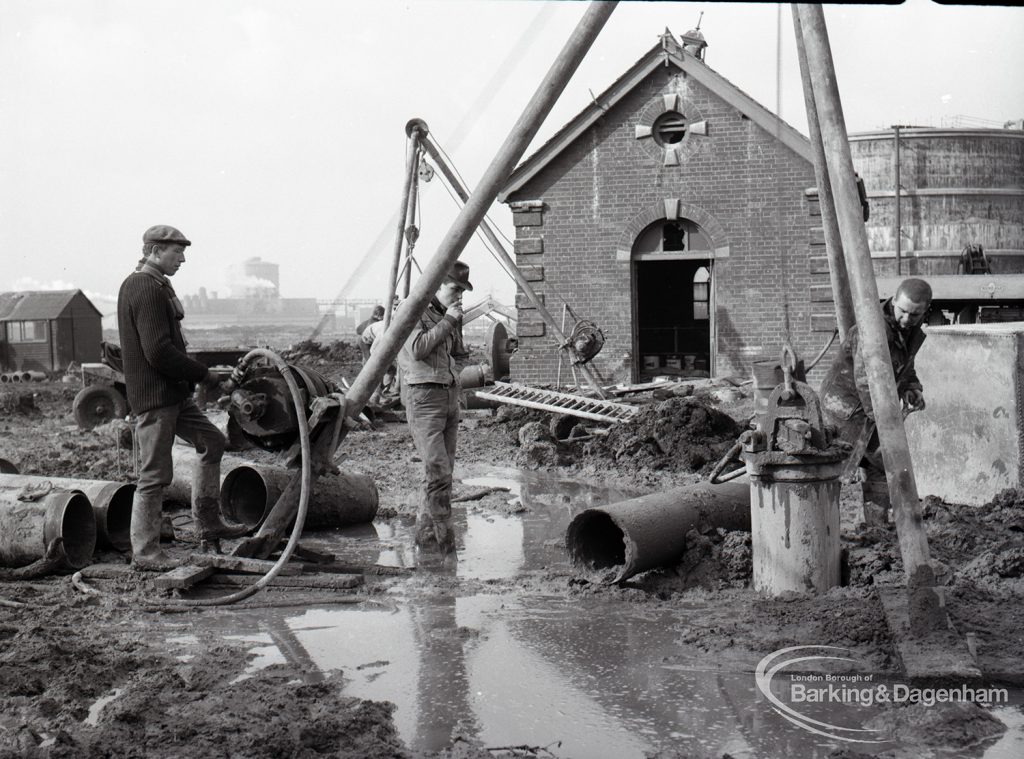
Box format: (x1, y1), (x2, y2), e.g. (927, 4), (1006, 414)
(565, 479), (751, 583)
(0, 485), (96, 569)
(750, 360), (782, 428)
(0, 474), (132, 551)
(459, 364), (490, 390)
(747, 459), (844, 595)
(221, 463), (379, 530)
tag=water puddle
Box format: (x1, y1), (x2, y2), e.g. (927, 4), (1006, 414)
(167, 468), (1024, 757)
(84, 688), (123, 726)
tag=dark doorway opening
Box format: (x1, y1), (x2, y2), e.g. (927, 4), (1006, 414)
(634, 259), (712, 381)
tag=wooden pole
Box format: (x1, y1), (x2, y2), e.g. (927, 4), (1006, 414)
(401, 146), (421, 299)
(384, 130), (422, 329)
(420, 133), (608, 397)
(795, 4), (942, 632)
(791, 6), (855, 344)
(343, 1), (617, 418)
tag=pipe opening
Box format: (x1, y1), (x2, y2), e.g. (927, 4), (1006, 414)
(565, 511), (626, 570)
(221, 467), (269, 528)
(62, 493), (98, 568)
(103, 486), (134, 552)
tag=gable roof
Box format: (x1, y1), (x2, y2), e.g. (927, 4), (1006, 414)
(0, 290), (99, 321)
(500, 32), (812, 202)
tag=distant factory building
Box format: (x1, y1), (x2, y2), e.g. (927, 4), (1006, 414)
(0, 289), (102, 373)
(181, 257), (320, 328)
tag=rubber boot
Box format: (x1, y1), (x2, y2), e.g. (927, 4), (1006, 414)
(130, 492), (180, 571)
(414, 501), (455, 555)
(192, 463), (249, 541)
(861, 478), (891, 527)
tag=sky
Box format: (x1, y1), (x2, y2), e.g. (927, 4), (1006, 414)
(2, 0), (1023, 327)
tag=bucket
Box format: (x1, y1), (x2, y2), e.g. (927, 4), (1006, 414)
(0, 485), (96, 569)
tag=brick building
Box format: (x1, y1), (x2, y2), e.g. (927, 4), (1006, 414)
(500, 30), (828, 386)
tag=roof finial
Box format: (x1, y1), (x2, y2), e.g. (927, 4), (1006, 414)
(682, 14), (708, 61)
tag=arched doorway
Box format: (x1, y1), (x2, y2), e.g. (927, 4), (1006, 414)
(631, 218), (714, 381)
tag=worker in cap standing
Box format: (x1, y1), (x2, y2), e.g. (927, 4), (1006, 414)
(398, 260), (473, 554)
(819, 277), (932, 526)
(117, 225), (250, 570)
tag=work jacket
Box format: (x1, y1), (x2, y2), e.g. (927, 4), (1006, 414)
(398, 299), (465, 386)
(117, 265), (209, 414)
(819, 298), (926, 424)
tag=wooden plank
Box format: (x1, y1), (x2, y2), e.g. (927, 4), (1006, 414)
(189, 554), (303, 576)
(209, 573), (364, 590)
(877, 587), (982, 681)
(291, 544), (336, 564)
(153, 565), (215, 590)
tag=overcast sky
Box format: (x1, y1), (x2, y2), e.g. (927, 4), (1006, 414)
(2, 0), (1022, 325)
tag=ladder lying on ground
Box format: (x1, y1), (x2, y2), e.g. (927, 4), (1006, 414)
(472, 381), (640, 424)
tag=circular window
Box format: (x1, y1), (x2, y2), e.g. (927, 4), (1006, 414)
(653, 112), (687, 145)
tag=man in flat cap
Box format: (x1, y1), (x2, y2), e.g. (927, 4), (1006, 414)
(117, 225), (249, 570)
(397, 260), (473, 554)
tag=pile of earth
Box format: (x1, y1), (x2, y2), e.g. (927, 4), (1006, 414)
(279, 339), (366, 380)
(580, 396), (742, 474)
(844, 488), (1024, 588)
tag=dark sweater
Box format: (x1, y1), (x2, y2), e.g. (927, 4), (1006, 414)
(117, 270), (208, 413)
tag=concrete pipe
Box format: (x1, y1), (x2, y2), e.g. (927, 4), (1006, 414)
(221, 463), (379, 530)
(10, 373), (22, 383)
(0, 474), (132, 551)
(0, 485), (96, 569)
(24, 371), (47, 382)
(0, 373), (11, 383)
(463, 389), (500, 410)
(0, 458), (18, 474)
(459, 363), (490, 390)
(565, 478), (751, 583)
(167, 445), (251, 506)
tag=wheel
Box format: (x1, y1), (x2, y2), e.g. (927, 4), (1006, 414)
(73, 385), (127, 430)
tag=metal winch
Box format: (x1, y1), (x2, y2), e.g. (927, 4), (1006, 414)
(225, 359), (339, 452)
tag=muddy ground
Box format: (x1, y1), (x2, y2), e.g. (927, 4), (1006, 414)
(1, 336), (1023, 758)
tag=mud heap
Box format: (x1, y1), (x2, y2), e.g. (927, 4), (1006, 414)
(582, 396), (742, 473)
(280, 339), (364, 376)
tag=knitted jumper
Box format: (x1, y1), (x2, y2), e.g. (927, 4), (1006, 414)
(117, 268), (208, 413)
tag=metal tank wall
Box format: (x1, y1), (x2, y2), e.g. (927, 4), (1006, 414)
(849, 128), (1024, 277)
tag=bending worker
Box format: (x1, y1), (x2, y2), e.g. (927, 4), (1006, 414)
(397, 260), (472, 554)
(117, 225), (250, 570)
(819, 277), (932, 526)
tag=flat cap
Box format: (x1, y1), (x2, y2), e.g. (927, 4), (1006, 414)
(143, 225), (191, 246)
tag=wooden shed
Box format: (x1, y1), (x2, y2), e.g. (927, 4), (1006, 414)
(0, 290), (102, 373)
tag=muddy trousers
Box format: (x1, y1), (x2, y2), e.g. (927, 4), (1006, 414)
(859, 426), (890, 526)
(405, 383), (459, 549)
(131, 398), (226, 560)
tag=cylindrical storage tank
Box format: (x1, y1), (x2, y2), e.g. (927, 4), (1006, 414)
(221, 464), (379, 530)
(0, 486), (96, 569)
(565, 479), (751, 583)
(849, 127), (1024, 277)
(0, 475), (132, 551)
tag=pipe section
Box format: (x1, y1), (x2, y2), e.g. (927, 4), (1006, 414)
(565, 478), (751, 583)
(0, 474), (132, 551)
(0, 459), (18, 474)
(221, 464), (378, 530)
(0, 485), (96, 569)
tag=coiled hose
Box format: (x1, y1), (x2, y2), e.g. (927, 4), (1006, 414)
(73, 347), (313, 608)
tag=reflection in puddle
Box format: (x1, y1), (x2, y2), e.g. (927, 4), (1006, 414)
(171, 469), (1024, 758)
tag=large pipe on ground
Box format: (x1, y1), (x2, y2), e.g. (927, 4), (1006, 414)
(0, 485), (96, 569)
(221, 464), (378, 530)
(0, 474), (132, 551)
(565, 478), (751, 583)
(0, 458), (18, 474)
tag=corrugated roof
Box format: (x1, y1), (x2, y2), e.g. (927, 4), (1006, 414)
(500, 32), (811, 201)
(0, 290), (85, 320)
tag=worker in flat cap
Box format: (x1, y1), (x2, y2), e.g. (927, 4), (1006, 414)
(397, 260), (473, 554)
(117, 225), (250, 570)
(819, 277), (932, 527)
